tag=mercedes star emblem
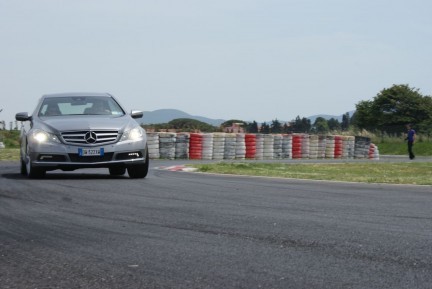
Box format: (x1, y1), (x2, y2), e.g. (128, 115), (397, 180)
(84, 131), (97, 144)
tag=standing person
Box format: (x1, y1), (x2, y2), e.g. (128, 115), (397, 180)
(405, 124), (416, 160)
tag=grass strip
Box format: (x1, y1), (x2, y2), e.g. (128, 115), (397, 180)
(0, 149), (20, 161)
(191, 162), (432, 185)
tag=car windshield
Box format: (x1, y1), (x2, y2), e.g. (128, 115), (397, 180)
(38, 96), (125, 117)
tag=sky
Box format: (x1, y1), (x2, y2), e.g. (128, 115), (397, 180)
(1, 0), (432, 126)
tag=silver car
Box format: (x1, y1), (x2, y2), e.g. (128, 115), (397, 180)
(15, 92), (149, 178)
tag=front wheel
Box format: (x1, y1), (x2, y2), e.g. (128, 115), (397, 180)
(20, 159), (27, 175)
(25, 144), (45, 179)
(26, 160), (46, 179)
(127, 152), (149, 179)
(109, 166), (126, 176)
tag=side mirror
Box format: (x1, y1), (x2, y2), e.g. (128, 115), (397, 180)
(16, 112), (31, 121)
(130, 110), (143, 119)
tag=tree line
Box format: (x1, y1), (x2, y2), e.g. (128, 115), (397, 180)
(143, 84), (432, 135)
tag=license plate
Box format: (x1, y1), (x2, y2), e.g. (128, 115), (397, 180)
(78, 148), (104, 156)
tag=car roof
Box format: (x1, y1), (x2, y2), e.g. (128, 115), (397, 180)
(42, 92), (113, 98)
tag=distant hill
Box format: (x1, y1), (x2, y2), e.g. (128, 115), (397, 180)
(308, 111), (355, 123)
(139, 109), (225, 126)
(138, 109), (355, 126)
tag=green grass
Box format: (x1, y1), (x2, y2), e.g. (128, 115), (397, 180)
(191, 162), (432, 185)
(377, 141), (431, 156)
(0, 130), (20, 148)
(0, 148), (20, 161)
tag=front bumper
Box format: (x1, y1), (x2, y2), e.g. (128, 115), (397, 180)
(28, 140), (147, 170)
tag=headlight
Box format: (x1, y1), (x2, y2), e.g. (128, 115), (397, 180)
(32, 129), (60, 144)
(121, 127), (144, 142)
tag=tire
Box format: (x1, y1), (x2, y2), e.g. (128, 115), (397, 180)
(109, 166), (126, 176)
(26, 160), (46, 179)
(25, 144), (45, 179)
(20, 159), (27, 175)
(127, 151), (149, 179)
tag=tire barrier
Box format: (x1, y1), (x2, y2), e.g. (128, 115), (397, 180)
(342, 136), (355, 159)
(146, 132), (378, 161)
(175, 133), (189, 159)
(159, 132), (176, 159)
(235, 133), (246, 160)
(334, 136), (343, 159)
(263, 134), (274, 160)
(369, 144), (380, 160)
(202, 133), (214, 160)
(292, 134), (302, 159)
(309, 135), (319, 159)
(245, 134), (257, 159)
(213, 133), (226, 160)
(147, 132), (160, 159)
(282, 134), (292, 159)
(325, 135), (335, 159)
(189, 133), (203, 159)
(255, 134), (264, 160)
(354, 136), (371, 159)
(301, 134), (310, 159)
(273, 134), (283, 159)
(224, 133), (236, 160)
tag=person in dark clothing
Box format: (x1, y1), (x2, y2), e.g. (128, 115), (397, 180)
(405, 124), (416, 160)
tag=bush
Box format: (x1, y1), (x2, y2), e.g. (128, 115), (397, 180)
(0, 130), (20, 148)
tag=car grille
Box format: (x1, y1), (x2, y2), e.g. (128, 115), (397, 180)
(61, 130), (119, 145)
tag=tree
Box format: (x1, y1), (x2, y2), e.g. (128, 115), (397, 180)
(260, 122), (270, 134)
(270, 119), (282, 133)
(354, 84), (432, 134)
(327, 118), (341, 131)
(221, 119), (246, 127)
(246, 121), (259, 133)
(312, 117), (329, 134)
(168, 118), (218, 132)
(291, 116), (311, 133)
(341, 112), (350, 131)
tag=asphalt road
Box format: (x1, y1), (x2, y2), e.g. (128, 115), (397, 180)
(0, 160), (431, 289)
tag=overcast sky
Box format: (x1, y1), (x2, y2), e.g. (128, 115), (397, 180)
(1, 0), (431, 125)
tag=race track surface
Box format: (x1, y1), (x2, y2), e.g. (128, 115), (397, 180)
(0, 160), (431, 289)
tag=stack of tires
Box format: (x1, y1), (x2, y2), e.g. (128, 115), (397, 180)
(292, 134), (302, 159)
(245, 134), (257, 159)
(273, 134), (283, 159)
(159, 132), (176, 159)
(175, 133), (189, 159)
(343, 136), (355, 159)
(282, 134), (292, 159)
(309, 135), (319, 159)
(189, 133), (203, 159)
(325, 136), (335, 159)
(318, 135), (327, 159)
(334, 136), (343, 159)
(255, 134), (264, 160)
(213, 133), (226, 160)
(144, 132), (379, 161)
(224, 133), (236, 160)
(147, 132), (160, 159)
(301, 134), (310, 159)
(202, 133), (214, 160)
(235, 133), (246, 160)
(369, 143), (380, 160)
(263, 134), (274, 159)
(354, 136), (371, 159)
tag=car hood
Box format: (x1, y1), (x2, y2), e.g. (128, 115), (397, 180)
(36, 115), (138, 133)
